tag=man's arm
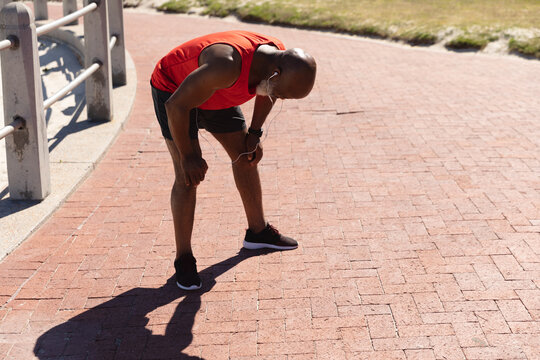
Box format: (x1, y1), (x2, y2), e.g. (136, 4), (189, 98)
(246, 95), (275, 164)
(251, 95), (275, 131)
(164, 47), (240, 185)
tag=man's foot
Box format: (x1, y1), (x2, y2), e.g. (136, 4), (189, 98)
(243, 224), (298, 250)
(174, 253), (202, 290)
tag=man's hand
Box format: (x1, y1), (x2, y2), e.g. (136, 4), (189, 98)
(246, 133), (263, 166)
(181, 154), (208, 186)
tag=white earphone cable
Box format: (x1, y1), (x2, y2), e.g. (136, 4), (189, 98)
(230, 97), (282, 164)
(195, 97), (283, 165)
(196, 72), (282, 165)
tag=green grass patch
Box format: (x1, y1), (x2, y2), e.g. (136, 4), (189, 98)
(199, 0), (238, 17)
(509, 37), (540, 59)
(237, 2), (313, 28)
(158, 0), (192, 13)
(347, 24), (388, 39)
(446, 33), (499, 50)
(156, 0), (539, 56)
(295, 0), (540, 30)
(397, 30), (438, 46)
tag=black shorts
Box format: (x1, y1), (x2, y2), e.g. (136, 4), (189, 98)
(151, 83), (246, 140)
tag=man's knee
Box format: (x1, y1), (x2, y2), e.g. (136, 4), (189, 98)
(172, 178), (197, 194)
(232, 155), (256, 169)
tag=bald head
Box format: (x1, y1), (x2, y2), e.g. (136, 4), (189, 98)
(277, 48), (316, 99)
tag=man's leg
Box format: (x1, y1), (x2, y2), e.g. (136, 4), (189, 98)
(211, 130), (266, 233)
(212, 130), (298, 250)
(165, 138), (202, 259)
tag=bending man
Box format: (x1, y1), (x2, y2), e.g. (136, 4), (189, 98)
(151, 30), (317, 290)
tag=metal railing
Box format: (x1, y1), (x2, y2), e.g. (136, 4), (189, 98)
(0, 0), (126, 200)
(0, 117), (24, 140)
(35, 2), (98, 36)
(43, 62), (102, 110)
(0, 37), (12, 51)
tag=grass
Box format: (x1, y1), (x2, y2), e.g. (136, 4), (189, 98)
(158, 0), (192, 13)
(200, 0), (238, 17)
(397, 30), (439, 46)
(157, 0), (540, 51)
(508, 37), (540, 59)
(446, 33), (499, 51)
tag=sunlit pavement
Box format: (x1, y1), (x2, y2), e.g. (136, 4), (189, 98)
(1, 7), (539, 360)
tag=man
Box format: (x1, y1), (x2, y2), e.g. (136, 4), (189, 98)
(151, 30), (317, 290)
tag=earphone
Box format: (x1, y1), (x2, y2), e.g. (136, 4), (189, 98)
(195, 71), (283, 165)
(265, 71), (278, 105)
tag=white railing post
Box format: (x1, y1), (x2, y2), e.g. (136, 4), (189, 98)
(62, 0), (78, 25)
(84, 0), (113, 121)
(33, 0), (48, 20)
(108, 0), (126, 86)
(0, 3), (50, 200)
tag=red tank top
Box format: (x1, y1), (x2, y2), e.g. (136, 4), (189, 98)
(151, 31), (285, 110)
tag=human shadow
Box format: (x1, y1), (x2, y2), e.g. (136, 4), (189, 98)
(34, 248), (276, 359)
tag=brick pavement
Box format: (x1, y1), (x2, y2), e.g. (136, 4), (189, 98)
(1, 8), (540, 360)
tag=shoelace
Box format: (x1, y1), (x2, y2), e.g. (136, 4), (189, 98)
(267, 224), (281, 236)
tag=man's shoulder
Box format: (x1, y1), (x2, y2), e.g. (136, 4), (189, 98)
(200, 43), (242, 72)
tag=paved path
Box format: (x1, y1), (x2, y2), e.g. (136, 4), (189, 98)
(1, 9), (540, 360)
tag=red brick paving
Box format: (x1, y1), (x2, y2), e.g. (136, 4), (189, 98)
(1, 6), (540, 360)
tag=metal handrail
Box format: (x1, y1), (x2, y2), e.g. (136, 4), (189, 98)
(43, 62), (101, 109)
(36, 2), (98, 37)
(1, 0), (125, 200)
(0, 38), (13, 51)
(109, 35), (117, 50)
(0, 117), (24, 140)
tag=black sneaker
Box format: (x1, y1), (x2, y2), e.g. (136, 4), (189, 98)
(243, 224), (298, 251)
(174, 253), (202, 290)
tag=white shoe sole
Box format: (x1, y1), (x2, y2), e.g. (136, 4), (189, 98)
(243, 240), (298, 251)
(176, 281), (202, 290)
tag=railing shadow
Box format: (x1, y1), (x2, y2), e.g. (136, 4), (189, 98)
(39, 38), (83, 126)
(0, 190), (40, 218)
(33, 248), (277, 359)
(39, 38), (106, 153)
